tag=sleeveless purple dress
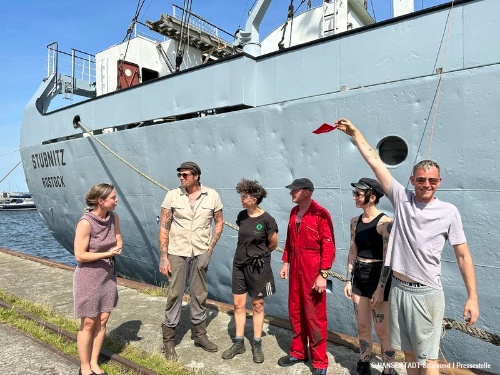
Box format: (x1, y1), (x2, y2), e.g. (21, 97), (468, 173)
(73, 211), (118, 318)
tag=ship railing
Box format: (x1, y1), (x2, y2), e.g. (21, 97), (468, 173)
(131, 21), (168, 43)
(171, 4), (234, 42)
(46, 42), (96, 99)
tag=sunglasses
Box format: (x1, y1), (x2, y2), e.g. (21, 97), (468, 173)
(240, 194), (255, 200)
(177, 173), (192, 179)
(414, 177), (440, 185)
(352, 190), (366, 198)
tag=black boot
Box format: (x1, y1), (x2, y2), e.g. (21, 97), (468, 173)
(251, 339), (264, 363)
(193, 321), (218, 352)
(355, 360), (372, 375)
(222, 338), (246, 359)
(161, 324), (177, 361)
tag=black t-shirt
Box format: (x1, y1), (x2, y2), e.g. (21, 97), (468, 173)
(233, 210), (278, 266)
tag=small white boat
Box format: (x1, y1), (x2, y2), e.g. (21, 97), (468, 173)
(0, 193), (37, 211)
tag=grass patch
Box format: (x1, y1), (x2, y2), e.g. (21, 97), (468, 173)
(138, 285), (167, 298)
(0, 290), (191, 375)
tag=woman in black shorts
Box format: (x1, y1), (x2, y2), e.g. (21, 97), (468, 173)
(344, 178), (395, 375)
(222, 179), (278, 364)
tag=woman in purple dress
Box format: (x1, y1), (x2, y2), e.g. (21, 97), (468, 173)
(73, 183), (122, 375)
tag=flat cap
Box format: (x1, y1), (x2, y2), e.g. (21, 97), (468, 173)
(286, 178), (314, 191)
(177, 161), (201, 175)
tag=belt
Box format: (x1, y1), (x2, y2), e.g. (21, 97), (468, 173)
(394, 276), (425, 287)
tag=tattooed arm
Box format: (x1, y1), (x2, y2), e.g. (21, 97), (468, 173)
(371, 218), (393, 306)
(335, 118), (393, 194)
(158, 207), (173, 276)
(344, 216), (358, 299)
(208, 209), (224, 252)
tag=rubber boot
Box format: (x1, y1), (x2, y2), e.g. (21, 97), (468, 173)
(222, 338), (246, 359)
(356, 360), (372, 375)
(251, 339), (264, 363)
(193, 321), (218, 352)
(161, 324), (178, 361)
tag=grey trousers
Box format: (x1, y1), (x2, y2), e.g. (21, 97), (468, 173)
(163, 252), (212, 327)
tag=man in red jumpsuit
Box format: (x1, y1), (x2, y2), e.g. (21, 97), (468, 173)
(279, 178), (336, 375)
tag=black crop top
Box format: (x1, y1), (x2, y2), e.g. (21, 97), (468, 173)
(354, 213), (385, 260)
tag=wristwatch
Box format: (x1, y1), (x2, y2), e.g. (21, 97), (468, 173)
(320, 270), (329, 279)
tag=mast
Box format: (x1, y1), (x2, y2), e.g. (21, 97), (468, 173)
(234, 0), (272, 57)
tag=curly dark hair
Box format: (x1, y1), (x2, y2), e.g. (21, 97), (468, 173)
(235, 178), (268, 205)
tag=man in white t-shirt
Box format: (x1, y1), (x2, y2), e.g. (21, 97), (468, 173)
(336, 118), (479, 375)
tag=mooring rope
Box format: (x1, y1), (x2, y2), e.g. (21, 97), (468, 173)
(443, 318), (500, 346)
(74, 120), (238, 232)
(0, 149), (20, 158)
(426, 0), (456, 159)
(0, 161), (21, 185)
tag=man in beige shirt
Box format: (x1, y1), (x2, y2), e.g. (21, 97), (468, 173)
(158, 161), (224, 360)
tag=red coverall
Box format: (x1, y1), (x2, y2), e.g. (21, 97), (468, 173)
(282, 200), (336, 370)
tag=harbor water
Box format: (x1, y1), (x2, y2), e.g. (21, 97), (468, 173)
(0, 210), (76, 266)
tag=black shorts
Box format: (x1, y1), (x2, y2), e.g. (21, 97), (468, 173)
(232, 262), (275, 298)
(352, 260), (392, 301)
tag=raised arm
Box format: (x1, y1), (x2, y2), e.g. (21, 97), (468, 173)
(158, 207), (173, 276)
(209, 209), (224, 252)
(335, 118), (393, 194)
(453, 242), (479, 325)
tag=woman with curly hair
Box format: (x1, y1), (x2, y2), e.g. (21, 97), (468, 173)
(222, 179), (278, 364)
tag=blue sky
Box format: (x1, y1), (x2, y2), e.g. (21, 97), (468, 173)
(0, 0), (446, 192)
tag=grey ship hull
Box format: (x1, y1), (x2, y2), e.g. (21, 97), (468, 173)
(20, 0), (499, 369)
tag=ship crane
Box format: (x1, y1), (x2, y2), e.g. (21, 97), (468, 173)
(234, 0), (272, 57)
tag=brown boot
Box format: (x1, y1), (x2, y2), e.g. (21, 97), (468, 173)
(193, 321), (218, 352)
(161, 324), (178, 361)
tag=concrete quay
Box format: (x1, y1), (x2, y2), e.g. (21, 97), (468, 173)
(0, 323), (79, 374)
(0, 248), (412, 375)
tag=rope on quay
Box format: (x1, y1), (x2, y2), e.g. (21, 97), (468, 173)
(0, 298), (160, 375)
(72, 117), (500, 348)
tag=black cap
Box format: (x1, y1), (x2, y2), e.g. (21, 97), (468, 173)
(177, 161), (201, 175)
(286, 178), (314, 191)
(351, 178), (385, 197)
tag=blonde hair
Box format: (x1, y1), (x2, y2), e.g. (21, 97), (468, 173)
(85, 183), (114, 208)
(413, 160), (440, 176)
